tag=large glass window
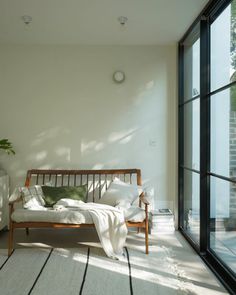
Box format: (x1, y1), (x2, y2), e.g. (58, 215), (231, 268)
(180, 23), (200, 245)
(210, 1), (236, 275)
(179, 0), (236, 290)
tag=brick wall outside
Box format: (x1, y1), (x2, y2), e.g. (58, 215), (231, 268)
(229, 111), (236, 227)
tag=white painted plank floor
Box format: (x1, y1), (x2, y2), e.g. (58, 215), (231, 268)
(0, 228), (230, 294)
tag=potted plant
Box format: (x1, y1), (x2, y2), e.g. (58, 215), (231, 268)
(0, 139), (15, 155)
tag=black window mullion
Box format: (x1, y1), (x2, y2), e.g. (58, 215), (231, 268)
(179, 94), (200, 107)
(178, 166), (184, 229)
(178, 43), (184, 229)
(178, 43), (184, 106)
(209, 172), (236, 184)
(200, 16), (211, 254)
(180, 166), (200, 174)
(207, 0), (232, 23)
(209, 80), (236, 97)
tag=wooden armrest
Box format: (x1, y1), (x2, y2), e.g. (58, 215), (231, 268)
(9, 201), (15, 219)
(139, 193), (150, 205)
(9, 196), (23, 220)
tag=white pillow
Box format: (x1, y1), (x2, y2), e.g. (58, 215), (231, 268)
(97, 177), (142, 208)
(20, 185), (46, 209)
(9, 181), (53, 208)
(9, 188), (22, 203)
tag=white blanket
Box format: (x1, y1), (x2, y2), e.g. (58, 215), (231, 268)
(55, 199), (128, 259)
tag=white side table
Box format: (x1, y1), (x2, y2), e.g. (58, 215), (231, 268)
(0, 171), (9, 230)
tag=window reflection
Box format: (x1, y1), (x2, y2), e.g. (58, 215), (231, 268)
(210, 177), (236, 273)
(183, 24), (200, 101)
(184, 170), (200, 243)
(210, 0), (236, 274)
(211, 3), (236, 91)
(184, 99), (200, 170)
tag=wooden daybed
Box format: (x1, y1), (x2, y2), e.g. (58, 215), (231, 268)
(8, 169), (149, 256)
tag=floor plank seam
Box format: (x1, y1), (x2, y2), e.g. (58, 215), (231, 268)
(0, 249), (15, 271)
(79, 247), (90, 295)
(125, 247), (133, 295)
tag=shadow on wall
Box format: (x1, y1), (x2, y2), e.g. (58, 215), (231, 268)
(0, 76), (172, 211)
(0, 120), (160, 208)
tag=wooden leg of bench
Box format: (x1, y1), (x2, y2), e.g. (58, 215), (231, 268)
(8, 222), (14, 257)
(144, 204), (149, 254)
(26, 228), (29, 236)
(145, 219), (149, 254)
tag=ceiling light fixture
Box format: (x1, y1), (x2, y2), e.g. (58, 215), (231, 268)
(118, 16), (128, 26)
(21, 15), (32, 25)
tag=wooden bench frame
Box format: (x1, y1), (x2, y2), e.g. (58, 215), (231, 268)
(8, 169), (149, 256)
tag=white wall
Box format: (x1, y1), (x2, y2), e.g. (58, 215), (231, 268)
(0, 44), (177, 212)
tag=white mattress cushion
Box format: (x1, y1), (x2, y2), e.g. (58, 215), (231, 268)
(11, 206), (146, 224)
(11, 208), (93, 224)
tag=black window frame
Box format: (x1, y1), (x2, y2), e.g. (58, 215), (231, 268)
(178, 0), (236, 293)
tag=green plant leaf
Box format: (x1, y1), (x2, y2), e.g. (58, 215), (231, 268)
(0, 138), (15, 155)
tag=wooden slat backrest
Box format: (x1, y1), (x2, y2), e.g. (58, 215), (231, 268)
(25, 169), (142, 202)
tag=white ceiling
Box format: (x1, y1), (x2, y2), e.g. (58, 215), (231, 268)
(0, 0), (209, 45)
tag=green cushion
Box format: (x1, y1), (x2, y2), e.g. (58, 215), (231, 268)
(41, 185), (87, 207)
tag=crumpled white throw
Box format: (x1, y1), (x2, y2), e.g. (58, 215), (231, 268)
(55, 199), (128, 259)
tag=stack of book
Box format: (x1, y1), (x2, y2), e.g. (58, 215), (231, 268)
(151, 209), (175, 233)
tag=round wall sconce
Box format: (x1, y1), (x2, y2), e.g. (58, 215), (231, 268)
(118, 16), (128, 26)
(113, 71), (125, 83)
(21, 15), (32, 25)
